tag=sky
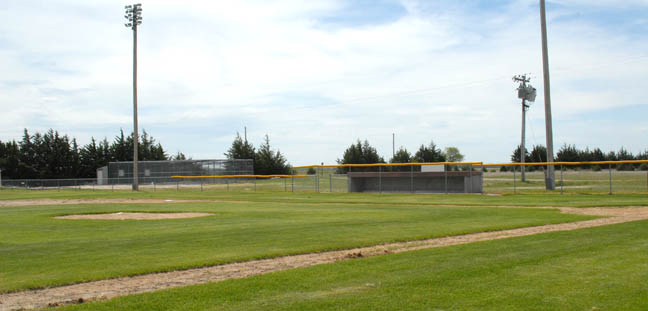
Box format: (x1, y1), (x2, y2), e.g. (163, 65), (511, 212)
(1, 0), (647, 166)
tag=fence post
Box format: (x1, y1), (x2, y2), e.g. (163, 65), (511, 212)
(329, 174), (332, 193)
(176, 181), (179, 191)
(348, 166), (351, 193)
(58, 180), (61, 192)
(316, 174), (319, 193)
(609, 164), (612, 195)
(469, 165), (473, 193)
(480, 163), (484, 195)
(560, 164), (565, 194)
(254, 178), (256, 192)
(410, 165), (414, 194)
(291, 175), (294, 193)
(153, 181), (156, 192)
(379, 166), (382, 194)
(513, 166), (517, 194)
(444, 165), (448, 194)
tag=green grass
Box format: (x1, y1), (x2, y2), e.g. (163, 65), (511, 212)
(0, 196), (594, 293)
(58, 219), (648, 311)
(2, 188), (648, 207)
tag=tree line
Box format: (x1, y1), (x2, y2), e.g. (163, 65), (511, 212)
(0, 129), (168, 179)
(510, 144), (648, 171)
(224, 136), (465, 175)
(335, 139), (464, 173)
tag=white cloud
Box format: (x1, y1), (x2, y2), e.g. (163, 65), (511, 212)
(1, 0), (647, 165)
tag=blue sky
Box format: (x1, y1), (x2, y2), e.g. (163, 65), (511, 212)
(1, 0), (647, 165)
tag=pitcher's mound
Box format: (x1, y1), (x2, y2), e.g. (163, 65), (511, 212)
(55, 212), (213, 220)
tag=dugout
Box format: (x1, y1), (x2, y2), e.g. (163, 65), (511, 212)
(96, 159), (254, 185)
(347, 171), (482, 193)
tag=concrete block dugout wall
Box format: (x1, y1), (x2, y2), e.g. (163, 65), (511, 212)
(347, 171), (483, 193)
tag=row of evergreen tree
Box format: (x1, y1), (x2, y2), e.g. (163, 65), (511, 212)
(335, 140), (456, 173)
(511, 144), (648, 170)
(5, 128), (644, 180)
(0, 129), (168, 179)
(224, 133), (291, 175)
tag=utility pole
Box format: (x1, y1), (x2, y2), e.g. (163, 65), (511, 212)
(540, 0), (556, 190)
(244, 126), (247, 142)
(125, 4), (142, 191)
(513, 74), (534, 182)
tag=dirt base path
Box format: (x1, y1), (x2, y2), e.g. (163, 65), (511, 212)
(2, 207), (648, 310)
(54, 212), (214, 220)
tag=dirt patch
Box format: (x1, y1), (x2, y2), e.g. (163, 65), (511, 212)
(2, 206), (648, 311)
(54, 212), (213, 220)
(0, 199), (204, 207)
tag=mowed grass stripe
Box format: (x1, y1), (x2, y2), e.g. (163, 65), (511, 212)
(0, 201), (593, 292)
(59, 220), (648, 311)
(2, 189), (648, 207)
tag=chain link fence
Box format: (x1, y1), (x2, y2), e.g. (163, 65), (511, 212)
(0, 176), (323, 193)
(483, 164), (648, 194)
(2, 161), (647, 194)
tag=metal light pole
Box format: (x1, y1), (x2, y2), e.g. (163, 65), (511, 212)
(125, 4), (142, 191)
(392, 133), (395, 159)
(540, 0), (556, 190)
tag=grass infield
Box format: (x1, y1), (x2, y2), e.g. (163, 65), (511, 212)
(57, 219), (648, 310)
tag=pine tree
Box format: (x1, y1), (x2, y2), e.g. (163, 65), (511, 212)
(0, 140), (20, 179)
(511, 145), (530, 163)
(389, 147), (411, 172)
(336, 140), (385, 173)
(18, 129), (38, 178)
(111, 129), (131, 161)
(414, 141), (445, 163)
(224, 133), (255, 161)
(80, 138), (101, 178)
(255, 134), (290, 175)
(170, 152), (187, 161)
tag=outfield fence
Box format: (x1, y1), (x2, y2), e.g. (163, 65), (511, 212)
(1, 160), (647, 195)
(0, 176), (320, 192)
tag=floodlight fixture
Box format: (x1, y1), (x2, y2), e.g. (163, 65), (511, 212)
(124, 3), (142, 30)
